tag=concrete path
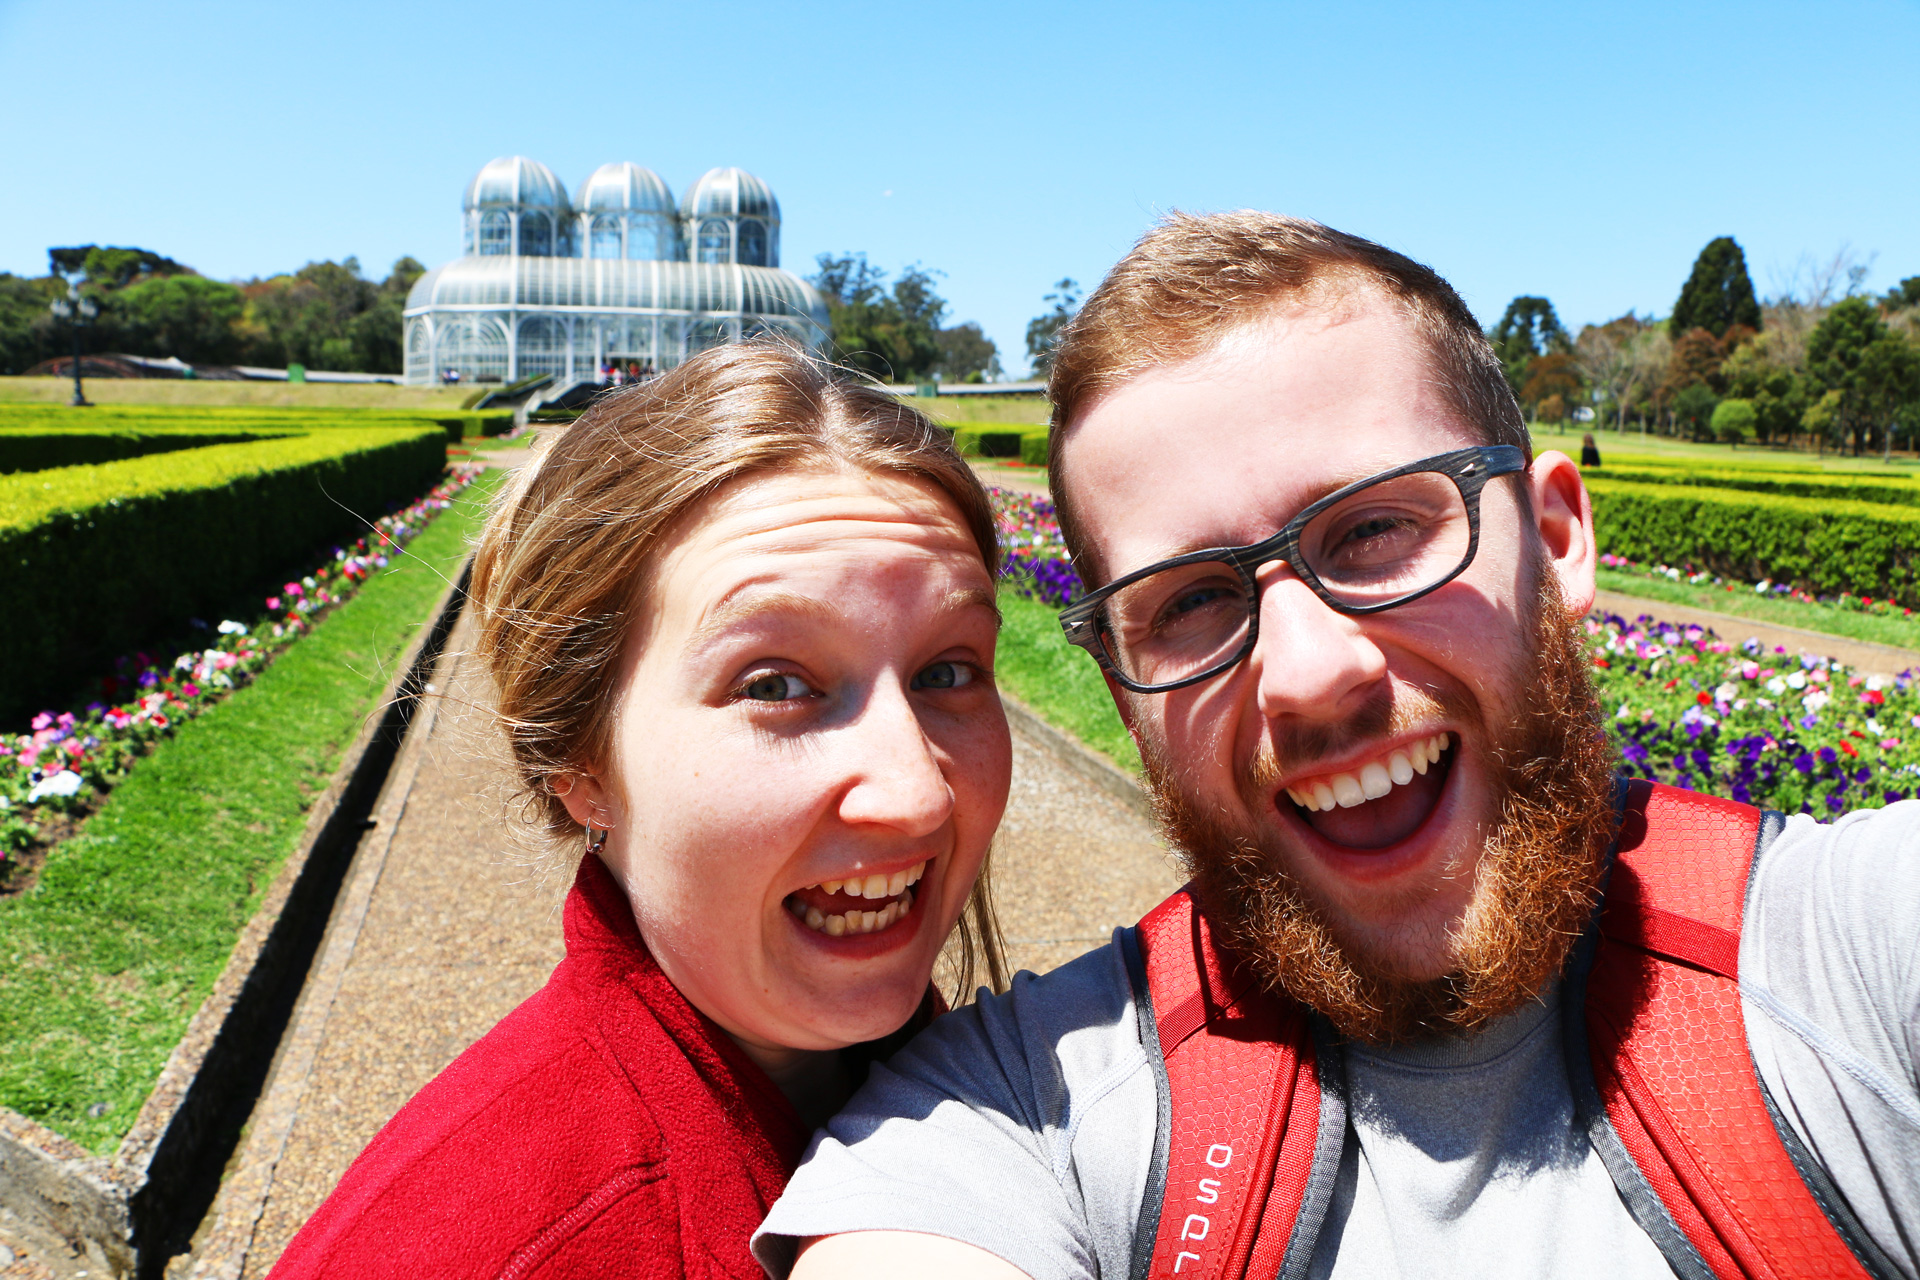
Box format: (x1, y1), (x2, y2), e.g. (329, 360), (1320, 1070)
(180, 604), (1173, 1275)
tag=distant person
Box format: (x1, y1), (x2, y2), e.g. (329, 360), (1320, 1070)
(442, 366), (461, 386)
(1581, 430), (1602, 467)
(269, 342), (1011, 1279)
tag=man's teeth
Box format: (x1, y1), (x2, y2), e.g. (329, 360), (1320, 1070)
(1285, 734), (1450, 813)
(790, 888), (915, 935)
(814, 860), (926, 900)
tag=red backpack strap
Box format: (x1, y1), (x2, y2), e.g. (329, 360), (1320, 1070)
(1581, 780), (1883, 1279)
(1126, 886), (1337, 1279)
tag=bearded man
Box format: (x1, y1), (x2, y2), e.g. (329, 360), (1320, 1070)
(753, 214), (1920, 1279)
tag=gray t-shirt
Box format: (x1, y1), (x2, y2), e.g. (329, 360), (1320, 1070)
(756, 806), (1920, 1279)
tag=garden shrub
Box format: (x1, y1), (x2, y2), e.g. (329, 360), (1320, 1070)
(1586, 476), (1920, 608)
(953, 425), (1046, 458)
(0, 427), (298, 474)
(1020, 433), (1048, 467)
(0, 426), (446, 721)
(1594, 466), (1920, 508)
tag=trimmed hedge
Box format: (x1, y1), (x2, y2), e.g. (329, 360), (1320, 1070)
(1593, 466), (1920, 509)
(0, 427), (298, 475)
(0, 426), (446, 721)
(1020, 433), (1048, 467)
(953, 424), (1047, 459)
(1586, 476), (1920, 607)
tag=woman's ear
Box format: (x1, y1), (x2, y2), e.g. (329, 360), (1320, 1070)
(551, 772), (617, 832)
(1527, 450), (1597, 616)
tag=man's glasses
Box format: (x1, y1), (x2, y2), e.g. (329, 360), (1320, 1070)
(1058, 445), (1527, 694)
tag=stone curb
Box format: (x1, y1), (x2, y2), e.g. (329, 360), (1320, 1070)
(181, 612), (465, 1280)
(0, 558), (473, 1280)
(1001, 694), (1152, 823)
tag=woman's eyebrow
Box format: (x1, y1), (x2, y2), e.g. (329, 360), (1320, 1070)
(687, 584), (999, 651)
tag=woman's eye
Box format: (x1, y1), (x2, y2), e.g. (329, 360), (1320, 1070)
(742, 672), (814, 702)
(912, 661), (974, 691)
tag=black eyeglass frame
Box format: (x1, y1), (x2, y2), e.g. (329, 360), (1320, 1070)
(1057, 444), (1528, 694)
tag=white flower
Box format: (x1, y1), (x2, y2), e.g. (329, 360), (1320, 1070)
(27, 770), (84, 802)
(218, 619), (248, 635)
(1766, 678), (1788, 695)
(1786, 671), (1808, 690)
(1617, 703), (1633, 720)
(1714, 683), (1738, 703)
(1802, 689), (1830, 713)
(174, 653), (195, 671)
(1867, 717), (1885, 735)
(1867, 675), (1885, 692)
(1755, 580), (1772, 594)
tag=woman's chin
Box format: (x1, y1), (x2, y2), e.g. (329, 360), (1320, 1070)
(771, 899), (942, 1046)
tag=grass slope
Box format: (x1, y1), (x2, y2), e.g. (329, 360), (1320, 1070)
(905, 394), (1051, 426)
(0, 471), (500, 1153)
(996, 583), (1140, 774)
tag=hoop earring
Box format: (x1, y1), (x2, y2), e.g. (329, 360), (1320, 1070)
(585, 825), (608, 854)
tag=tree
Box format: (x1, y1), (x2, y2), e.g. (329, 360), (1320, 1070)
(1670, 236), (1762, 339)
(1884, 276), (1920, 311)
(935, 322), (1000, 382)
(1858, 332), (1920, 460)
(1671, 383), (1720, 441)
(1519, 351), (1583, 423)
(1575, 314), (1656, 432)
(1488, 297), (1569, 397)
(48, 245), (190, 288)
(118, 274), (247, 365)
(1721, 332), (1809, 446)
(1710, 398), (1756, 446)
(239, 256), (421, 373)
(1665, 327), (1727, 398)
(807, 253), (945, 382)
(1025, 279), (1081, 378)
(1807, 297), (1888, 454)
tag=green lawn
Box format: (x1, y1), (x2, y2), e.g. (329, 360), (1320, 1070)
(1534, 423), (1920, 475)
(996, 583), (1140, 773)
(0, 471), (499, 1152)
(906, 394), (1051, 427)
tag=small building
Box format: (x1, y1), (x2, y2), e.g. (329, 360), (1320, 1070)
(403, 157), (829, 385)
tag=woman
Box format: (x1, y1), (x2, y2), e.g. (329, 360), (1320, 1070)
(272, 342), (1011, 1278)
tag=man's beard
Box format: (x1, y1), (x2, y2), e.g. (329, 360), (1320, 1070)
(1141, 576), (1618, 1046)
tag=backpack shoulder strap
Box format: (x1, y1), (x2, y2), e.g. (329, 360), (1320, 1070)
(1584, 780), (1881, 1279)
(1129, 886), (1335, 1279)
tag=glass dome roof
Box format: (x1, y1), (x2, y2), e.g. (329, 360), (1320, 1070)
(681, 167), (779, 221)
(575, 162), (674, 215)
(406, 257), (828, 334)
(464, 156), (571, 213)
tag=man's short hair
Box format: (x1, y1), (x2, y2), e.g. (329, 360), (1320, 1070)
(1045, 211), (1529, 585)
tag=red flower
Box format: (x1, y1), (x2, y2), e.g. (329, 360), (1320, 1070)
(1865, 689), (1886, 705)
(1840, 741), (1859, 758)
(1663, 678), (1680, 691)
(1592, 655), (1610, 668)
(1696, 691), (1712, 706)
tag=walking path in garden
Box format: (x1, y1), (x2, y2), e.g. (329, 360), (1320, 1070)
(183, 593), (1175, 1277)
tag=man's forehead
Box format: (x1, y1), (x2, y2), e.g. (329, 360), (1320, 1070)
(1064, 295), (1468, 571)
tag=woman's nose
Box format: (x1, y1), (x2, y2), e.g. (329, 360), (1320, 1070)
(1246, 564), (1388, 723)
(833, 684), (954, 838)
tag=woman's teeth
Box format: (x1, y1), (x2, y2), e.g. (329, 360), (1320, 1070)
(789, 888), (914, 936)
(814, 860), (925, 900)
(1286, 734), (1450, 813)
(787, 860), (927, 937)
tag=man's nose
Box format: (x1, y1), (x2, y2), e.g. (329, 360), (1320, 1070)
(1246, 560), (1389, 723)
(833, 682), (954, 838)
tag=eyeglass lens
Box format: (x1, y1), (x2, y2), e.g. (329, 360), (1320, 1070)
(1096, 470), (1473, 688)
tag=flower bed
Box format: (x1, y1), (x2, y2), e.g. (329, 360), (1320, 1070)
(1597, 551), (1917, 620)
(0, 461), (487, 868)
(991, 487), (1083, 607)
(1587, 611), (1919, 816)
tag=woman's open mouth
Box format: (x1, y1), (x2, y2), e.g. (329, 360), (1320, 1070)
(783, 860), (926, 936)
(1280, 733), (1455, 850)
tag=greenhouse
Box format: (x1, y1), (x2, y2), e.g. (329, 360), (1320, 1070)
(404, 157), (828, 385)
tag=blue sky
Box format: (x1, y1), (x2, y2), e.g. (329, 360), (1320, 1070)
(3, 0), (1916, 374)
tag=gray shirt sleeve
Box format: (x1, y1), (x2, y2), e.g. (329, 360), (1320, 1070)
(1744, 803), (1920, 1278)
(753, 938), (1157, 1280)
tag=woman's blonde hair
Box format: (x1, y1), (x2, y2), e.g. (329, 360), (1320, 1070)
(470, 339), (1007, 999)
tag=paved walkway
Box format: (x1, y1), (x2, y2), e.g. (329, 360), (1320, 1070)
(183, 602), (1173, 1275)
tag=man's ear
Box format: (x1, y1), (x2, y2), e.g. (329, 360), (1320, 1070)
(1526, 449), (1597, 616)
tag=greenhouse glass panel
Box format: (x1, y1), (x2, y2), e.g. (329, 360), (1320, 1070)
(517, 316), (566, 378)
(737, 220), (767, 267)
(436, 316), (509, 383)
(479, 211), (511, 256)
(591, 215), (622, 259)
(521, 212), (553, 257)
(698, 219), (731, 264)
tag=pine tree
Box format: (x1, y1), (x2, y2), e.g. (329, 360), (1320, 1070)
(1670, 237), (1762, 339)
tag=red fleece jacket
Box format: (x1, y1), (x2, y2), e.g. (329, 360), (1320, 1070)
(270, 854), (811, 1279)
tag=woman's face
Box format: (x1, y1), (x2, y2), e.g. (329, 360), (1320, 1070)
(578, 465), (1010, 1057)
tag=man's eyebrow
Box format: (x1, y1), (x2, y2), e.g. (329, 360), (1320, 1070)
(688, 583), (1001, 650)
(1151, 467), (1392, 560)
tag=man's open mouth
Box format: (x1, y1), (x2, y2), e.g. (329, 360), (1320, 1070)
(783, 861), (926, 936)
(1280, 734), (1455, 850)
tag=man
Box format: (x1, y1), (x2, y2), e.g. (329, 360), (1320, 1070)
(754, 214), (1919, 1278)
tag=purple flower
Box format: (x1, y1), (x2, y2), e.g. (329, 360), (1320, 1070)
(1818, 746), (1838, 765)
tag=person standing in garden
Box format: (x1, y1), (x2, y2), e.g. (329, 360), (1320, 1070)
(756, 213), (1919, 1279)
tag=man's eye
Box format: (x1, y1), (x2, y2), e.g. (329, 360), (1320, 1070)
(742, 673), (814, 702)
(912, 661), (974, 691)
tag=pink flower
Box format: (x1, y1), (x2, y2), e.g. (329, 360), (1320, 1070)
(30, 712), (52, 732)
(181, 683), (200, 697)
(266, 596), (281, 611)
